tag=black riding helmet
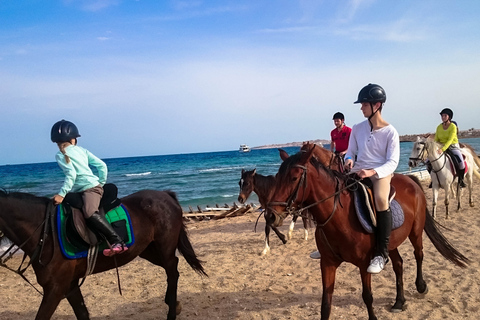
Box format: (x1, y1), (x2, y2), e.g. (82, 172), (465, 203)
(332, 112), (345, 120)
(354, 84), (386, 131)
(51, 120), (81, 143)
(440, 108), (453, 120)
(354, 83), (386, 104)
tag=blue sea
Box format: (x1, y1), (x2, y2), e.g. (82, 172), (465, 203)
(2, 138), (479, 210)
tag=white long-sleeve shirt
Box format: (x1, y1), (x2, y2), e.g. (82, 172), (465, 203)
(345, 120), (400, 179)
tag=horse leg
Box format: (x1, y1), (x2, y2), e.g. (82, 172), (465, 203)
(320, 260), (341, 320)
(34, 284), (68, 320)
(164, 255), (180, 320)
(409, 232), (428, 294)
(389, 249), (406, 312)
(456, 182), (462, 211)
(359, 268), (377, 320)
(271, 225), (287, 244)
(140, 243), (180, 320)
(262, 225), (271, 255)
(66, 280), (90, 320)
(288, 215), (297, 240)
(302, 217), (309, 240)
(432, 188), (438, 218)
(444, 187), (450, 219)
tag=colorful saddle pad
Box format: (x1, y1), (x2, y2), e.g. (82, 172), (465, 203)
(57, 204), (135, 259)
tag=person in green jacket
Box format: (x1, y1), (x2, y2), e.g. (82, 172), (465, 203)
(51, 120), (128, 256)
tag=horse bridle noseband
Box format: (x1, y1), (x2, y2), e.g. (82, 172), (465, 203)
(268, 164), (308, 218)
(409, 141), (448, 188)
(267, 163), (360, 227)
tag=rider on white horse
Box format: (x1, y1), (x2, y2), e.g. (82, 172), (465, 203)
(435, 108), (466, 188)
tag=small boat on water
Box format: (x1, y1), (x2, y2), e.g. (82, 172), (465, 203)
(239, 144), (251, 153)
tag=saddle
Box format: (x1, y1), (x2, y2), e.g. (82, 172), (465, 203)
(352, 178), (404, 234)
(63, 183), (122, 246)
(444, 149), (468, 176)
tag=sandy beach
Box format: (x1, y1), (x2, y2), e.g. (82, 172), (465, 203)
(1, 178), (479, 320)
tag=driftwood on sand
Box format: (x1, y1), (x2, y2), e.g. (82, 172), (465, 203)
(183, 202), (257, 220)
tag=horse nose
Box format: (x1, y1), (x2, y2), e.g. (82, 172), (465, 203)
(408, 160), (415, 168)
(238, 195), (245, 204)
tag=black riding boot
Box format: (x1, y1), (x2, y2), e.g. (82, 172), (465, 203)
(367, 208), (392, 274)
(376, 209), (392, 259)
(86, 212), (127, 256)
(457, 168), (467, 188)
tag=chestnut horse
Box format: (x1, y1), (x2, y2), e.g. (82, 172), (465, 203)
(0, 189), (207, 320)
(237, 169), (310, 255)
(267, 145), (468, 320)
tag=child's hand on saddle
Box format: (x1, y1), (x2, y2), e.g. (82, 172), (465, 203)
(52, 194), (64, 205)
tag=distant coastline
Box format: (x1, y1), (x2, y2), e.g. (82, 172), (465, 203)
(253, 128), (480, 149)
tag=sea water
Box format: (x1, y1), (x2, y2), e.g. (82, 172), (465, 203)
(1, 138), (479, 210)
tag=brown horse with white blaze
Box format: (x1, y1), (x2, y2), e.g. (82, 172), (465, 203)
(267, 145), (468, 320)
(0, 189), (207, 320)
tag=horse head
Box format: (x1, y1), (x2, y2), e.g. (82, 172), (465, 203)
(238, 168), (256, 204)
(409, 136), (428, 168)
(267, 147), (316, 228)
(301, 141), (342, 171)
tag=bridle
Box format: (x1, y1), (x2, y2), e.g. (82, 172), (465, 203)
(267, 161), (361, 261)
(409, 141), (448, 187)
(268, 164), (308, 219)
(0, 200), (56, 295)
(267, 163), (360, 227)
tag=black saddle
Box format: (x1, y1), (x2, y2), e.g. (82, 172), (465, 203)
(62, 183), (122, 247)
(63, 183), (121, 213)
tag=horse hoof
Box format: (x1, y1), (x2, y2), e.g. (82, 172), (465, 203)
(391, 307), (404, 313)
(260, 249), (270, 256)
(470, 203), (475, 207)
(176, 301), (182, 315)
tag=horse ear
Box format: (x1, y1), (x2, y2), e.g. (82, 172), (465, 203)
(299, 144), (316, 165)
(279, 149), (289, 161)
(241, 169), (245, 174)
(253, 168), (256, 175)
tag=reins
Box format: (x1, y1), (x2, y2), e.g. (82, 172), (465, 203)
(0, 200), (57, 296)
(410, 141), (448, 188)
(267, 161), (361, 262)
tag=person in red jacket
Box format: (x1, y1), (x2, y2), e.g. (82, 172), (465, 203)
(330, 112), (352, 156)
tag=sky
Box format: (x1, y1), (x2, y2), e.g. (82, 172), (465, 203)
(1, 0), (480, 165)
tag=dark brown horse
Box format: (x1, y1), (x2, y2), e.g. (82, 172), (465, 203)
(0, 189), (207, 320)
(267, 145), (468, 320)
(238, 169), (310, 255)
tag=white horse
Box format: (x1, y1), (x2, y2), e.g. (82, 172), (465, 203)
(409, 136), (480, 218)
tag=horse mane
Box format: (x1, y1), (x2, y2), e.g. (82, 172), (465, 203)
(0, 189), (50, 205)
(279, 150), (345, 182)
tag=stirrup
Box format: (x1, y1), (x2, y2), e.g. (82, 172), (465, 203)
(103, 243), (128, 257)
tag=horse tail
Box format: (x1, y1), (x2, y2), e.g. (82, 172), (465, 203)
(163, 190), (208, 276)
(423, 210), (469, 268)
(405, 175), (469, 268)
(177, 223), (208, 276)
(462, 143), (480, 169)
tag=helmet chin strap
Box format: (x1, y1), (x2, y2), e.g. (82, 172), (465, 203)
(368, 102), (379, 131)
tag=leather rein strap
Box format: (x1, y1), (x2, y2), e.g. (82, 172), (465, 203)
(0, 200), (56, 296)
